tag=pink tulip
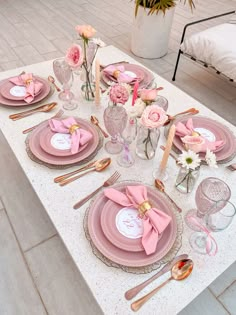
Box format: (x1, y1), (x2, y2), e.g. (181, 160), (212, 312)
(75, 25), (96, 39)
(181, 135), (205, 153)
(140, 89), (158, 102)
(65, 44), (83, 69)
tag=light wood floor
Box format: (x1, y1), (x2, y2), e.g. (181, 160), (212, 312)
(0, 0), (236, 314)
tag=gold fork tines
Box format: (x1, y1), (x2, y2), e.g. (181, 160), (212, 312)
(73, 171), (121, 210)
(22, 109), (64, 134)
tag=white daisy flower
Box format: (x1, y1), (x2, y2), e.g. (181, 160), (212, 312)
(177, 150), (201, 170)
(92, 38), (106, 47)
(126, 98), (146, 118)
(205, 149), (218, 168)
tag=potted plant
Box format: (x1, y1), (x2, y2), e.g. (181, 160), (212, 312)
(131, 0), (195, 59)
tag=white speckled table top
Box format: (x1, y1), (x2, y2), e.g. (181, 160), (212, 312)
(0, 46), (235, 315)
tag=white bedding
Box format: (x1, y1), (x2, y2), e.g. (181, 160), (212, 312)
(180, 23), (236, 80)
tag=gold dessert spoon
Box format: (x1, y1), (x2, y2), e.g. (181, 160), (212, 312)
(48, 75), (61, 92)
(59, 158), (111, 186)
(90, 115), (109, 138)
(131, 259), (194, 312)
(10, 102), (57, 120)
(155, 179), (182, 213)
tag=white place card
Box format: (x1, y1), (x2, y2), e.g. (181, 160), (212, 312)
(50, 133), (71, 150)
(115, 207), (143, 239)
(10, 86), (26, 97)
(194, 127), (216, 142)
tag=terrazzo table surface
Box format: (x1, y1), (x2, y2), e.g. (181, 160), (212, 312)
(0, 46), (235, 315)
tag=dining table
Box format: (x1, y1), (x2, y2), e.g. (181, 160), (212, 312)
(0, 45), (235, 315)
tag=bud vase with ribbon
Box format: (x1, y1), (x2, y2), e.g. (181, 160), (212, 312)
(135, 105), (168, 160)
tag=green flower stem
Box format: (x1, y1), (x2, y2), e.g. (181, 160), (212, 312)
(175, 169), (193, 192)
(83, 39), (95, 99)
(142, 129), (153, 159)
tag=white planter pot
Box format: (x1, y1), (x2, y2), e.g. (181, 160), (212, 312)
(131, 6), (175, 59)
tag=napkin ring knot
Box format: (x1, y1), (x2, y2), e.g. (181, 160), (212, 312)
(69, 124), (80, 134)
(138, 200), (152, 217)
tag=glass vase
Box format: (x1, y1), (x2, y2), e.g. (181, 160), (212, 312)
(80, 68), (95, 101)
(103, 102), (128, 154)
(175, 166), (200, 194)
(135, 125), (160, 160)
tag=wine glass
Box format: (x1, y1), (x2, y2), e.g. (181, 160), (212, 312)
(103, 103), (128, 154)
(53, 58), (78, 110)
(117, 118), (137, 167)
(185, 177), (231, 231)
(206, 200), (236, 232)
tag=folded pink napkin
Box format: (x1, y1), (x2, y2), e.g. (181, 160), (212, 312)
(49, 117), (93, 154)
(103, 65), (137, 84)
(104, 185), (172, 255)
(9, 73), (43, 103)
(175, 118), (224, 152)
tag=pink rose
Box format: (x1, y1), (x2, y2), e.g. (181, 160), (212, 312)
(140, 105), (168, 129)
(181, 135), (205, 153)
(65, 44), (83, 69)
(109, 84), (129, 104)
(75, 25), (96, 39)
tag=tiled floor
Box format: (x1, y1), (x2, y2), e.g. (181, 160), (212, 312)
(0, 0), (236, 314)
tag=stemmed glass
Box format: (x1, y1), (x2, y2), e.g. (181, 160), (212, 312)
(185, 177), (231, 231)
(117, 118), (137, 167)
(53, 58), (78, 110)
(189, 199), (235, 255)
(103, 103), (128, 154)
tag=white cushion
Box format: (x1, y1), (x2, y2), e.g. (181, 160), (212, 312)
(180, 23), (236, 80)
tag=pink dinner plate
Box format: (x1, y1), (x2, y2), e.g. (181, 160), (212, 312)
(0, 77), (43, 101)
(102, 64), (154, 89)
(29, 118), (99, 165)
(88, 182), (177, 267)
(39, 126), (90, 157)
(0, 77), (50, 106)
(173, 116), (236, 162)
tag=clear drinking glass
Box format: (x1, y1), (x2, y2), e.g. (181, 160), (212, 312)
(206, 200), (236, 232)
(185, 177), (231, 231)
(117, 118), (137, 167)
(53, 58), (78, 110)
(103, 102), (128, 154)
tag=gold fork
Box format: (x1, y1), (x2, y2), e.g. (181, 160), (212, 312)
(22, 109), (64, 134)
(73, 171), (121, 209)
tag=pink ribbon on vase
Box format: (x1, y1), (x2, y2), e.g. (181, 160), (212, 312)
(175, 118), (224, 152)
(103, 65), (138, 84)
(104, 185), (172, 255)
(49, 117), (93, 154)
(9, 73), (43, 104)
(188, 216), (218, 256)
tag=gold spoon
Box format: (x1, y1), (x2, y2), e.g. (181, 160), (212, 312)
(155, 179), (182, 213)
(164, 108), (199, 126)
(90, 115), (109, 138)
(59, 158), (111, 186)
(10, 102), (57, 120)
(48, 75), (61, 92)
(131, 259), (194, 312)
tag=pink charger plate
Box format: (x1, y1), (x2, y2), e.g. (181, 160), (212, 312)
(88, 182), (177, 267)
(100, 200), (164, 252)
(173, 116), (236, 162)
(39, 126), (89, 157)
(0, 77), (50, 106)
(29, 118), (99, 165)
(102, 64), (154, 89)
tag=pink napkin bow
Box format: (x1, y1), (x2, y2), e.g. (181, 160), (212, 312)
(49, 117), (93, 154)
(175, 118), (224, 152)
(103, 65), (137, 84)
(9, 73), (43, 104)
(104, 185), (172, 255)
